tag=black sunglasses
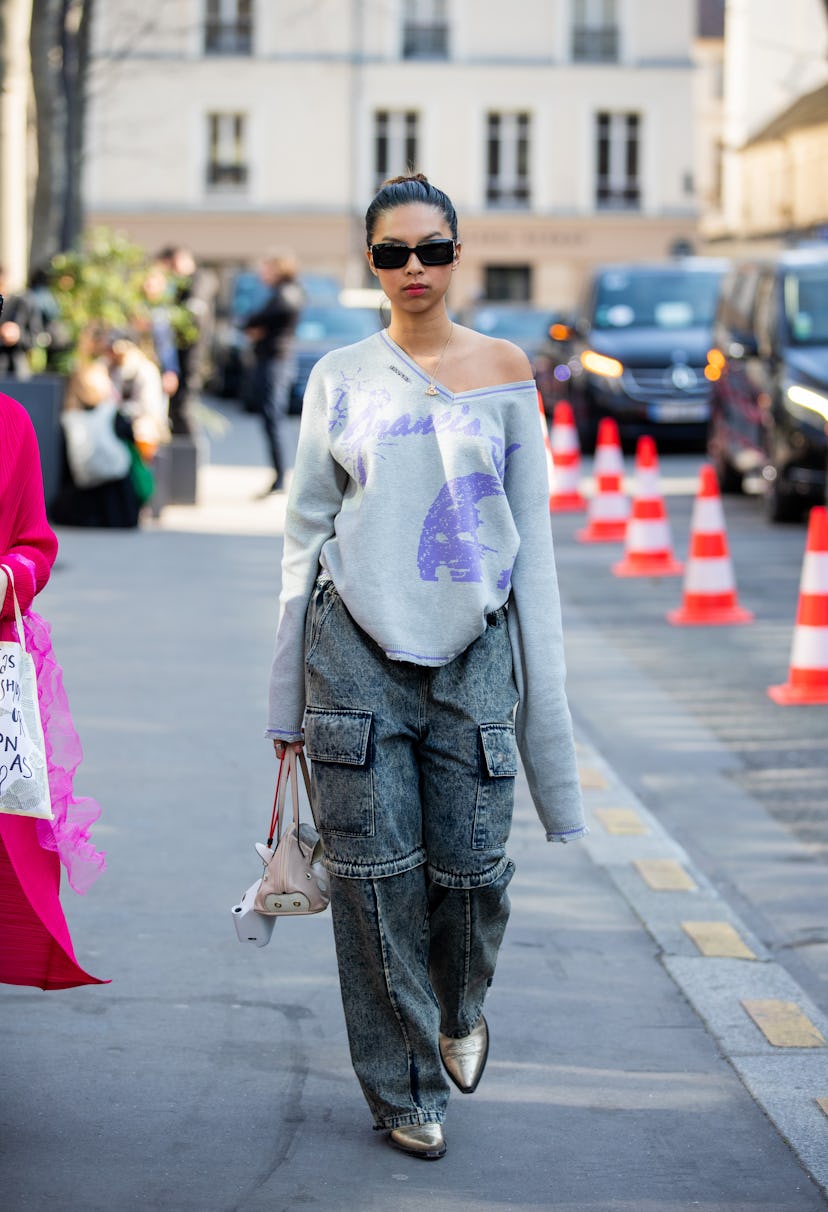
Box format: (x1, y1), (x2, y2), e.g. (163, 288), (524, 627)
(370, 240), (455, 270)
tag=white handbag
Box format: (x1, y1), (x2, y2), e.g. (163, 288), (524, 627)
(231, 748), (329, 947)
(254, 748), (330, 916)
(0, 565), (53, 820)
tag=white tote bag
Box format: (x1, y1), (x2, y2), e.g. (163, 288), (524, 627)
(61, 400), (131, 487)
(0, 565), (53, 819)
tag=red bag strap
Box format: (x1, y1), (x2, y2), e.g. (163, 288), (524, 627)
(266, 748), (313, 847)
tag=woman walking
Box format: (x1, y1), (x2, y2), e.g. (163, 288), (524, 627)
(266, 174), (584, 1158)
(0, 392), (106, 989)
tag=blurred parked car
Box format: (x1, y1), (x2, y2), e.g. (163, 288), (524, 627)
(459, 302), (562, 363)
(288, 301), (385, 412)
(566, 259), (728, 450)
(707, 247), (828, 522)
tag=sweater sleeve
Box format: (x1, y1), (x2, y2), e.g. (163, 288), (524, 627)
(1, 404), (58, 621)
(266, 363), (347, 740)
(503, 394), (586, 842)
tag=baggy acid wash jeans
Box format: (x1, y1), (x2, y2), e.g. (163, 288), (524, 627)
(302, 573), (518, 1129)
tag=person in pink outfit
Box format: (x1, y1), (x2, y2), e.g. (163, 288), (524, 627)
(0, 391), (107, 989)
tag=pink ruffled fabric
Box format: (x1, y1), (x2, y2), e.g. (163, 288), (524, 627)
(22, 610), (106, 894)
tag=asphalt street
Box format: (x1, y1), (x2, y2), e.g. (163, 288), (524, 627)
(1, 402), (827, 1211)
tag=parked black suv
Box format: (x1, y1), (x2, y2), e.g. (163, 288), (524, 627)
(707, 247), (828, 521)
(565, 259), (728, 450)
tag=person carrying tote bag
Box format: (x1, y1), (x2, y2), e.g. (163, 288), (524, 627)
(51, 362), (141, 529)
(0, 391), (107, 989)
(0, 564), (53, 821)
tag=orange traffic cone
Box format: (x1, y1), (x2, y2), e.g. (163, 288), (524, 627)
(768, 506), (828, 704)
(548, 401), (586, 511)
(576, 417), (630, 542)
(613, 435), (682, 577)
(538, 393), (557, 507)
(667, 464), (753, 625)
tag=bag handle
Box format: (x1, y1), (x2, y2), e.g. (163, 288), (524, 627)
(0, 564), (26, 651)
(266, 753), (286, 847)
(267, 747), (312, 847)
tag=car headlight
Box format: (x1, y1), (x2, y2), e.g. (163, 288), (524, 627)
(786, 384), (828, 424)
(580, 349), (624, 378)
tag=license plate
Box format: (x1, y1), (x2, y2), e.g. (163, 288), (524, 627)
(648, 401), (710, 423)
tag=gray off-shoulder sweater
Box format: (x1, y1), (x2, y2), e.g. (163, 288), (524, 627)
(266, 330), (585, 843)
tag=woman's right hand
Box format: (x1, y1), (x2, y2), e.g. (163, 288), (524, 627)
(273, 738), (304, 759)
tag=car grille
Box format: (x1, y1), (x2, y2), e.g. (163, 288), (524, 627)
(624, 366), (709, 400)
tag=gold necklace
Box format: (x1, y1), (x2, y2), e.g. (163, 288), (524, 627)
(387, 322), (453, 397)
(390, 322), (453, 397)
(422, 323), (454, 396)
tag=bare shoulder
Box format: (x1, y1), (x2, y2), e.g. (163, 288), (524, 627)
(452, 326), (533, 389)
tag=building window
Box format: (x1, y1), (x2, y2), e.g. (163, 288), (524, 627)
(572, 0), (618, 63)
(485, 265), (532, 302)
(374, 111), (419, 190)
(595, 111), (640, 209)
(205, 0), (252, 55)
(486, 113), (531, 208)
(402, 0), (449, 59)
(206, 113), (248, 189)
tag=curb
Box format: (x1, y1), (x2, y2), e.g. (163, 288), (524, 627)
(576, 736), (828, 1195)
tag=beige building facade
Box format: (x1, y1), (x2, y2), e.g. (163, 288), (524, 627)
(736, 84), (828, 245)
(87, 0), (701, 310)
(703, 0), (828, 252)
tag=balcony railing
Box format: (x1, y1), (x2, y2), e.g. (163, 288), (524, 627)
(205, 21), (252, 55)
(572, 25), (619, 62)
(402, 22), (449, 59)
(595, 179), (640, 209)
(485, 179), (531, 208)
(207, 162), (249, 188)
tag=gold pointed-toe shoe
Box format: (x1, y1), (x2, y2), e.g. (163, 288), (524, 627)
(439, 1015), (489, 1094)
(388, 1123), (447, 1160)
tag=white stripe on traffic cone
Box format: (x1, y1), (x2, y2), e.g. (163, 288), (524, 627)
(768, 506), (828, 704)
(548, 400), (586, 512)
(613, 435), (682, 576)
(667, 463), (753, 625)
(576, 417), (630, 542)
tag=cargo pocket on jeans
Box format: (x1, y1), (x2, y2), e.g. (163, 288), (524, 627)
(472, 722), (518, 851)
(304, 706), (374, 838)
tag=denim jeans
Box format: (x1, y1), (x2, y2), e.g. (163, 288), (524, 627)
(255, 355), (295, 478)
(303, 574), (518, 1128)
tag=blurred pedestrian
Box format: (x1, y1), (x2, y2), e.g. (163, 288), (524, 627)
(27, 265), (70, 372)
(0, 390), (106, 989)
(139, 262), (180, 401)
(0, 265), (43, 379)
(105, 331), (170, 456)
(157, 246), (218, 435)
(51, 362), (142, 529)
(243, 251), (302, 494)
(265, 174), (584, 1159)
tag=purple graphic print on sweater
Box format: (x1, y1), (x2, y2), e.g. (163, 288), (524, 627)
(326, 368), (521, 587)
(418, 473), (513, 586)
(329, 372), (485, 487)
